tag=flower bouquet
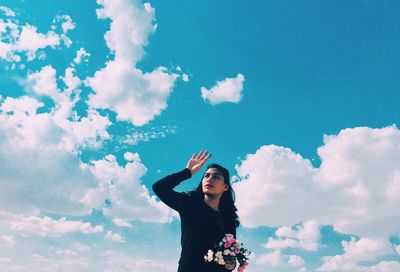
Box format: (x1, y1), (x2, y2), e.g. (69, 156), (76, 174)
(204, 233), (251, 271)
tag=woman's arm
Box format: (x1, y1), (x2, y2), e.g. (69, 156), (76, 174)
(152, 150), (211, 212)
(152, 168), (192, 212)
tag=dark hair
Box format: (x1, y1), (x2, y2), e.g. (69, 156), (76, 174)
(195, 163), (240, 228)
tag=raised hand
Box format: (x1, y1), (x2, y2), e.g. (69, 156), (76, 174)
(186, 150), (212, 176)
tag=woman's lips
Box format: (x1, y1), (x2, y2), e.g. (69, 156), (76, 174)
(205, 184), (213, 188)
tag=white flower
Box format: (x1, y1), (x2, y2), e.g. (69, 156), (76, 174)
(215, 251), (223, 258)
(218, 258), (225, 265)
(205, 249), (214, 262)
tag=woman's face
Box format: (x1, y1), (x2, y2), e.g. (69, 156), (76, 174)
(202, 168), (228, 197)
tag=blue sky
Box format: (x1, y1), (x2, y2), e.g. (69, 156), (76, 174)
(1, 1), (400, 271)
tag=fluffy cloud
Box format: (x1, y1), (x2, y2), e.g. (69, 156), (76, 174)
(24, 65), (110, 149)
(256, 250), (305, 269)
(82, 152), (175, 223)
(233, 145), (319, 228)
(52, 15), (76, 34)
(264, 221), (321, 251)
(233, 126), (400, 239)
(0, 212), (103, 237)
(201, 73), (245, 105)
(256, 250), (284, 266)
(1, 39), (173, 221)
(87, 60), (177, 126)
(288, 255), (305, 267)
(112, 218), (133, 228)
(105, 230), (125, 243)
(0, 64), (110, 215)
(0, 6), (16, 17)
(0, 107), (98, 214)
(87, 0), (179, 126)
(318, 237), (397, 271)
(27, 65), (60, 99)
(73, 48), (90, 64)
(0, 8), (74, 63)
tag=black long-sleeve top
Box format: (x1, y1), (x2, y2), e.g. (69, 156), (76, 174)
(152, 168), (236, 272)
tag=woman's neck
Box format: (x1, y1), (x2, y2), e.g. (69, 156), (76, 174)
(204, 194), (221, 212)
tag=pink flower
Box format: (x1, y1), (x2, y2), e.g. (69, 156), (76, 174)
(224, 242), (231, 248)
(227, 236), (236, 244)
(234, 247), (240, 254)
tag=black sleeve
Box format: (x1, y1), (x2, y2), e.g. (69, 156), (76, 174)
(152, 168), (192, 213)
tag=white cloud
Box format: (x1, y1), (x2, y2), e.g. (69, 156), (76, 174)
(265, 221), (320, 251)
(87, 0), (179, 126)
(0, 212), (103, 237)
(361, 261), (400, 272)
(288, 255), (305, 267)
(0, 10), (74, 63)
(0, 91), (111, 214)
(82, 152), (174, 222)
(201, 73), (245, 105)
(106, 230), (125, 243)
(233, 145), (319, 228)
(112, 218), (133, 228)
(0, 95), (44, 116)
(62, 67), (82, 92)
(256, 250), (284, 266)
(318, 237), (395, 271)
(95, 0), (155, 62)
(27, 65), (60, 99)
(87, 60), (177, 126)
(25, 65), (111, 149)
(0, 6), (16, 17)
(256, 250), (306, 268)
(316, 126), (400, 237)
(53, 15), (76, 34)
(233, 126), (400, 239)
(18, 25), (61, 60)
(73, 47), (90, 64)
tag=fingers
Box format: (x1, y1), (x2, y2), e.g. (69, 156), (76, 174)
(198, 150), (209, 160)
(193, 150), (212, 163)
(197, 150), (205, 159)
(203, 153), (212, 162)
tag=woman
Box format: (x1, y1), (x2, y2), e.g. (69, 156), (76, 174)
(152, 150), (240, 272)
